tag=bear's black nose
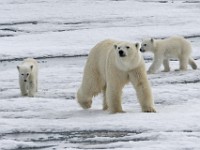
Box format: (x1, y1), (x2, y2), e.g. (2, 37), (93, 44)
(140, 48), (145, 52)
(119, 50), (125, 57)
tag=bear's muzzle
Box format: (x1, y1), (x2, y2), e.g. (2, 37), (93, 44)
(119, 50), (126, 57)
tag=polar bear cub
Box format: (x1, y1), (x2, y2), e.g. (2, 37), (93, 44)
(77, 39), (156, 113)
(17, 58), (38, 97)
(140, 36), (197, 74)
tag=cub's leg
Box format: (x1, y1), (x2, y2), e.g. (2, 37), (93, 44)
(162, 59), (170, 72)
(148, 55), (164, 74)
(20, 81), (28, 96)
(179, 56), (188, 71)
(36, 76), (38, 92)
(28, 80), (37, 97)
(189, 57), (197, 70)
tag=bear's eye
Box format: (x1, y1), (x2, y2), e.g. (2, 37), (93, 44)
(27, 73), (29, 76)
(126, 46), (130, 49)
(21, 74), (24, 76)
(143, 44), (147, 47)
(118, 47), (120, 50)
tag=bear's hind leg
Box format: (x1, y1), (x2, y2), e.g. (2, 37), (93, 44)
(77, 73), (103, 109)
(77, 88), (92, 109)
(189, 57), (197, 70)
(179, 56), (188, 71)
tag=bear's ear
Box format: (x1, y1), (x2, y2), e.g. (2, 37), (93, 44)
(135, 43), (140, 49)
(17, 66), (20, 71)
(30, 65), (33, 70)
(151, 38), (154, 43)
(114, 44), (117, 49)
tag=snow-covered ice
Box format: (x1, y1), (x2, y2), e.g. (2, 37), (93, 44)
(0, 0), (200, 60)
(0, 0), (200, 149)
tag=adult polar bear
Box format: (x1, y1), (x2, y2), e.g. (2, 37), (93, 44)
(77, 39), (156, 113)
(140, 36), (197, 74)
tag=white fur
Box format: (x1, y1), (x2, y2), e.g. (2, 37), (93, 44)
(77, 39), (156, 113)
(140, 36), (197, 74)
(17, 58), (38, 97)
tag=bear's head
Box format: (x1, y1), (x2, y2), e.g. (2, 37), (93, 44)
(17, 65), (33, 82)
(114, 42), (142, 71)
(140, 38), (154, 53)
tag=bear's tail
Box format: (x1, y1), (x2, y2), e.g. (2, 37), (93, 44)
(189, 57), (197, 70)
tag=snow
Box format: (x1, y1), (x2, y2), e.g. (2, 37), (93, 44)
(1, 0), (200, 149)
(0, 0), (200, 60)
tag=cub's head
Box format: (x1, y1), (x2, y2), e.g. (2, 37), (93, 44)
(114, 42), (142, 71)
(17, 65), (33, 82)
(140, 38), (154, 53)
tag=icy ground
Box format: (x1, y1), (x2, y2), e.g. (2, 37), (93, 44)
(1, 0), (200, 150)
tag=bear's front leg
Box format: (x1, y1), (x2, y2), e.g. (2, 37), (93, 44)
(28, 80), (36, 97)
(106, 84), (123, 113)
(129, 67), (156, 113)
(19, 80), (28, 96)
(148, 55), (163, 74)
(36, 76), (38, 92)
(162, 59), (170, 72)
